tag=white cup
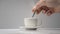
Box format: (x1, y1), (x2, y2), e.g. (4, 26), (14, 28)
(24, 17), (37, 29)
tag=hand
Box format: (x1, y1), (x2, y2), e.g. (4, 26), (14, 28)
(42, 6), (55, 16)
(32, 1), (55, 16)
(32, 1), (46, 14)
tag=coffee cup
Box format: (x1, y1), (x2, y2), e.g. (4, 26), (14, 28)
(24, 17), (37, 30)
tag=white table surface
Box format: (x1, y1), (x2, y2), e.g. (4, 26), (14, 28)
(0, 28), (60, 34)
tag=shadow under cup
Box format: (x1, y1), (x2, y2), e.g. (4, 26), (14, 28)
(24, 17), (38, 30)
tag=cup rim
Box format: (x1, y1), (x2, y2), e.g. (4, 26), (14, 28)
(24, 17), (37, 19)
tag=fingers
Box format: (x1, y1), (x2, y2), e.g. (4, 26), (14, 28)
(42, 8), (55, 16)
(32, 6), (36, 12)
(46, 10), (53, 16)
(41, 6), (49, 14)
(32, 6), (42, 14)
(32, 1), (44, 14)
(47, 8), (55, 16)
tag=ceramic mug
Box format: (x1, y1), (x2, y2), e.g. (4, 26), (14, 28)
(24, 17), (37, 30)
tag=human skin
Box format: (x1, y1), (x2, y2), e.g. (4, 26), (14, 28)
(32, 0), (60, 16)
